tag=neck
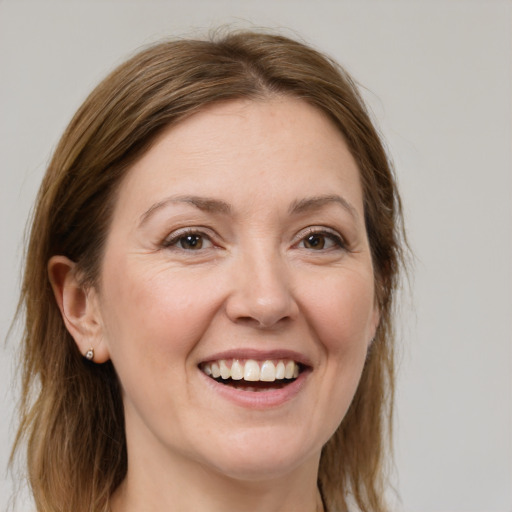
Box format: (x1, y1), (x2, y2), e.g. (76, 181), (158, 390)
(111, 440), (323, 512)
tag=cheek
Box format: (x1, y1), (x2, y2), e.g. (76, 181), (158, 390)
(300, 268), (376, 355)
(301, 269), (375, 433)
(99, 260), (220, 369)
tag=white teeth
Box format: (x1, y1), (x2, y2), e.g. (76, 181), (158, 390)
(244, 360), (260, 381)
(231, 360), (243, 380)
(211, 362), (221, 379)
(201, 359), (302, 382)
(219, 360), (230, 379)
(275, 361), (285, 379)
(260, 361), (276, 382)
(284, 361), (295, 379)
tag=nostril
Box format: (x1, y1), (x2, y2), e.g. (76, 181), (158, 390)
(235, 314), (292, 329)
(226, 294), (297, 328)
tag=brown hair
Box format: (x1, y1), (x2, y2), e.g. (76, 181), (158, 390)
(12, 30), (405, 512)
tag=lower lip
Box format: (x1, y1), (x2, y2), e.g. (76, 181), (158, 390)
(200, 370), (310, 409)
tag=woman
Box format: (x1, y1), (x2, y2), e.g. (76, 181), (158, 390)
(12, 30), (405, 512)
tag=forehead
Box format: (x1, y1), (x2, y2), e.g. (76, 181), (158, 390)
(113, 97), (364, 220)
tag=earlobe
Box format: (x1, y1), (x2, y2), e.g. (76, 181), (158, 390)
(48, 256), (110, 363)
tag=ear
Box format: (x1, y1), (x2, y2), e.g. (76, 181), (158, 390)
(48, 255), (110, 363)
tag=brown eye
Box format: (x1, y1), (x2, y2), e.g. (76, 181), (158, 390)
(178, 234), (204, 250)
(163, 230), (213, 251)
(298, 230), (345, 251)
(303, 234), (326, 250)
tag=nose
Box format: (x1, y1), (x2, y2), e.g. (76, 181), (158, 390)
(225, 246), (299, 329)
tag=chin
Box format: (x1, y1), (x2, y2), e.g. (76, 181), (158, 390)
(195, 425), (323, 482)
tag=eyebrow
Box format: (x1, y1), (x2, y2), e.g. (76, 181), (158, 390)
(139, 193), (358, 227)
(139, 195), (231, 227)
(289, 194), (359, 220)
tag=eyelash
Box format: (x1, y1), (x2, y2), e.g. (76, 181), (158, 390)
(161, 228), (214, 251)
(295, 227), (346, 251)
(161, 227), (346, 252)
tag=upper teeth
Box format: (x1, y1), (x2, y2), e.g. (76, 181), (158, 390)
(202, 359), (300, 382)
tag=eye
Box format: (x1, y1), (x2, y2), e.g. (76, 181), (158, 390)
(162, 230), (213, 251)
(297, 229), (345, 251)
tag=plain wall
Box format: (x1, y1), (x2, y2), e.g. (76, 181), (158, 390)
(1, 1), (510, 511)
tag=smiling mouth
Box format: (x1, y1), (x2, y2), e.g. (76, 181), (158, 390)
(200, 359), (304, 392)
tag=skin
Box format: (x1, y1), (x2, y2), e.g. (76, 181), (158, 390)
(49, 97), (379, 512)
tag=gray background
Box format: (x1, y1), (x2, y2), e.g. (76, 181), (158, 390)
(1, 1), (511, 511)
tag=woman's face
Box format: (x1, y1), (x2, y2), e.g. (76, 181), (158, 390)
(93, 97), (378, 480)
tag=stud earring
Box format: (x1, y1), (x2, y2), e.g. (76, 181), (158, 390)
(85, 348), (94, 361)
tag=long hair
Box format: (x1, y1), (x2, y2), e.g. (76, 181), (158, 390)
(12, 30), (405, 512)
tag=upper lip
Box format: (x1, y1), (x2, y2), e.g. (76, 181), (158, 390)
(198, 348), (313, 368)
